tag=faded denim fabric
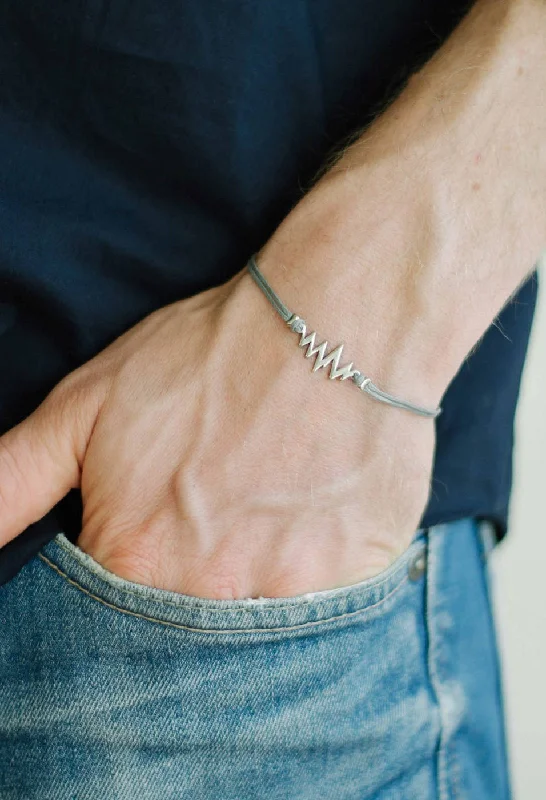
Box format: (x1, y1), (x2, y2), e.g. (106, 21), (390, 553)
(0, 518), (509, 799)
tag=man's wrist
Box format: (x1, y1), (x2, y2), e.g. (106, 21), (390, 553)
(257, 0), (546, 409)
(256, 189), (456, 414)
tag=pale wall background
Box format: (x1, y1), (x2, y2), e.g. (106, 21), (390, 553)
(493, 257), (546, 799)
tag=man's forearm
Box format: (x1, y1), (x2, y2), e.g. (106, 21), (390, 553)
(258, 0), (546, 408)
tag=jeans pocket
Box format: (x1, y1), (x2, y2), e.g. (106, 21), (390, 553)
(4, 525), (436, 800)
(37, 528), (428, 636)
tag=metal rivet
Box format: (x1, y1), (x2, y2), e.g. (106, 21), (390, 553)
(408, 550), (427, 581)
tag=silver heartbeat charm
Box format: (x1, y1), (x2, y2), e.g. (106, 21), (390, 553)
(287, 314), (357, 380)
(247, 254), (441, 418)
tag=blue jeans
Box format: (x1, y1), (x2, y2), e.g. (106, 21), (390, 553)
(0, 517), (510, 799)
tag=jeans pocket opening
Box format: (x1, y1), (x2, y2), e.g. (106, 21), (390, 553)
(37, 529), (427, 634)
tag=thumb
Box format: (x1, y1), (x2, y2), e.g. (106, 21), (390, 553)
(0, 377), (100, 549)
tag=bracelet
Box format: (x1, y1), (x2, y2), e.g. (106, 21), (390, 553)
(246, 253), (442, 419)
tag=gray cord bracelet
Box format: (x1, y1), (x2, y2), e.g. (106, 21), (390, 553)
(247, 253), (442, 419)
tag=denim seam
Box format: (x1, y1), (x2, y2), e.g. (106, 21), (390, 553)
(425, 526), (449, 800)
(37, 551), (410, 634)
(451, 733), (463, 800)
(45, 534), (416, 613)
(446, 528), (485, 800)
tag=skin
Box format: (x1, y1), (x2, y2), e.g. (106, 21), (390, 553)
(0, 0), (544, 599)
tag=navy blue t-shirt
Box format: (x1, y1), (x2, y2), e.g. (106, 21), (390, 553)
(0, 0), (537, 583)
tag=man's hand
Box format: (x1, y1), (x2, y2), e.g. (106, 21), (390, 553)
(0, 269), (434, 598)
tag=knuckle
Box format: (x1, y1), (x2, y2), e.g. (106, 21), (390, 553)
(46, 370), (91, 416)
(190, 563), (248, 601)
(103, 550), (160, 589)
(44, 368), (107, 442)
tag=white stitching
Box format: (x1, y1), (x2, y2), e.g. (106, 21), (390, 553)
(425, 525), (449, 800)
(38, 551), (411, 634)
(46, 534), (420, 614)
